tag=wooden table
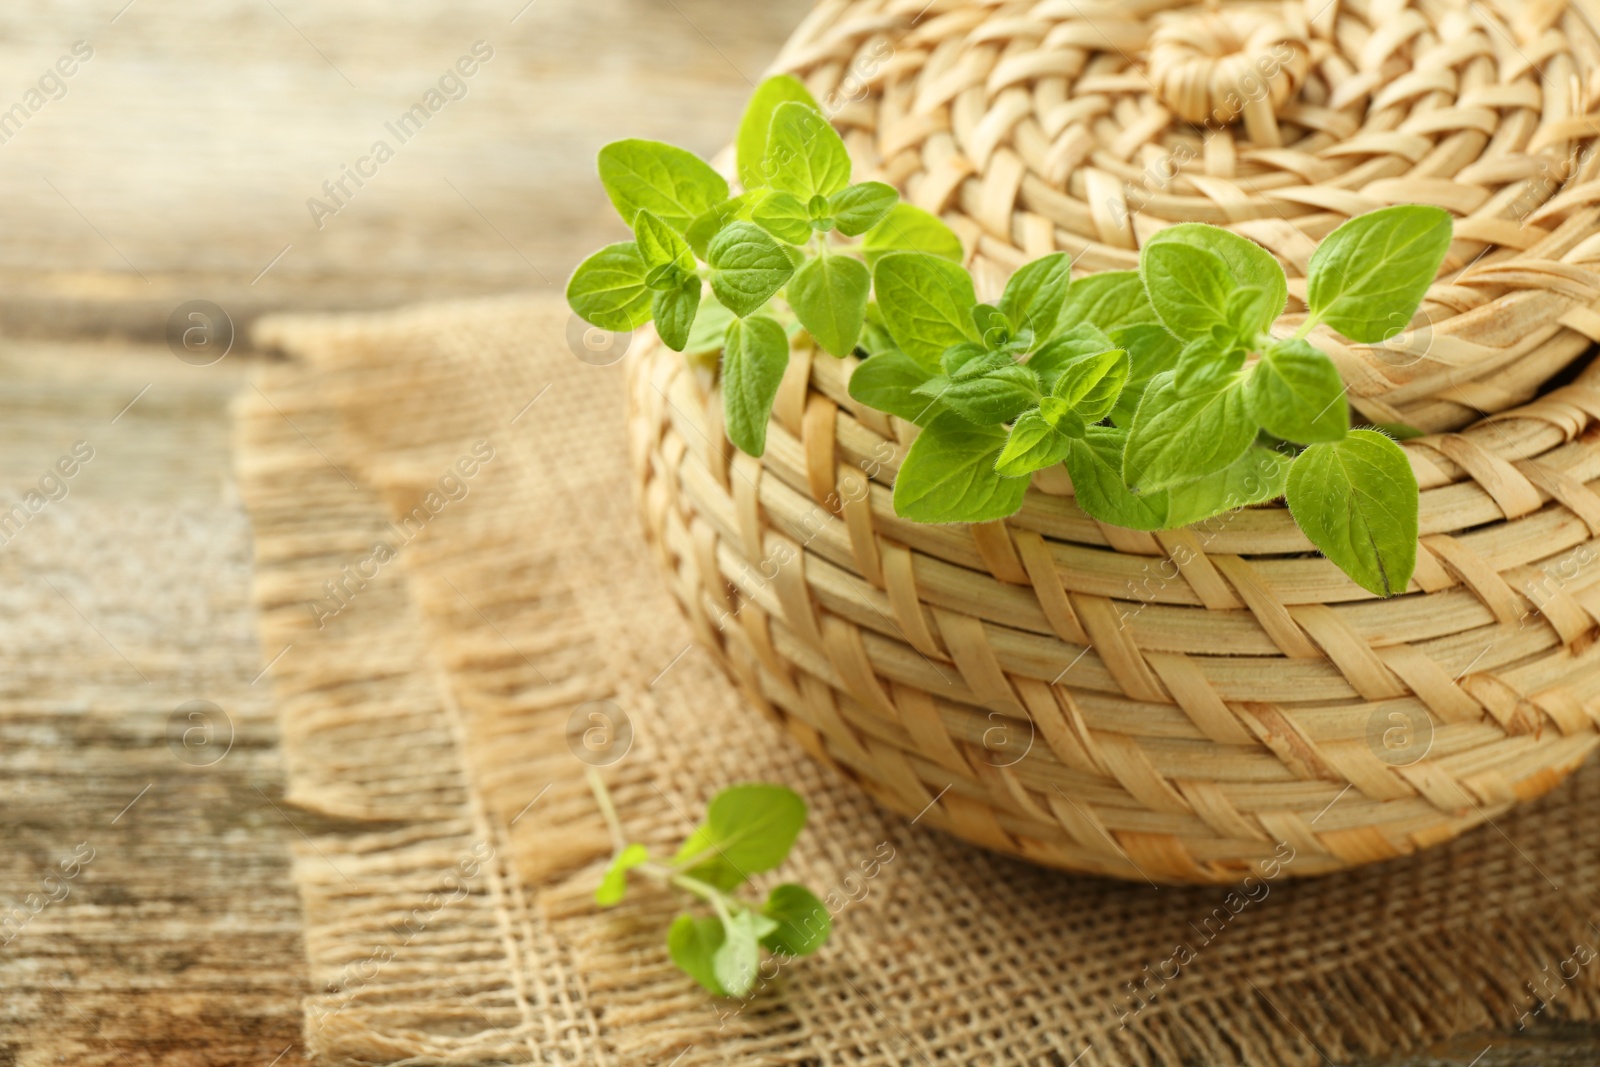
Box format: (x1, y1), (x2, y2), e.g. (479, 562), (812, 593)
(0, 3), (1592, 1064)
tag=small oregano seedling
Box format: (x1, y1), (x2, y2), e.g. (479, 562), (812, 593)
(586, 770), (830, 997)
(567, 73), (1455, 597)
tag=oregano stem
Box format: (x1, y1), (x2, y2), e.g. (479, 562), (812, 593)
(585, 766), (628, 854)
(585, 772), (767, 916)
(630, 860), (760, 916)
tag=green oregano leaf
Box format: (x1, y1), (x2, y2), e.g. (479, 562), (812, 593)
(1123, 370), (1255, 492)
(858, 301), (896, 357)
(1050, 346), (1129, 421)
(1286, 429), (1418, 596)
(1108, 390), (1143, 430)
(760, 884), (831, 958)
(892, 411), (1028, 522)
(1164, 445), (1291, 528)
(668, 914), (728, 996)
(828, 181), (899, 236)
(1058, 270), (1158, 330)
(1245, 339), (1349, 444)
(1306, 204), (1453, 343)
(860, 203), (964, 267)
(597, 139), (729, 234)
(675, 783), (808, 888)
(634, 209), (696, 278)
(684, 295), (736, 355)
(1172, 328), (1247, 393)
(707, 222), (795, 317)
(651, 277), (701, 352)
(971, 303), (1012, 348)
(1036, 396), (1083, 433)
(751, 190), (814, 245)
(1147, 223), (1287, 337)
(593, 779), (829, 999)
(595, 843), (650, 907)
(685, 193), (757, 260)
(719, 315), (790, 457)
(1065, 429), (1287, 532)
(1026, 323), (1117, 393)
(847, 349), (940, 424)
(1106, 323), (1183, 426)
(1223, 286), (1272, 342)
(736, 74), (821, 191)
(764, 101), (852, 201)
(567, 241), (652, 332)
(644, 262), (682, 292)
(995, 411), (1074, 477)
(1112, 323), (1183, 385)
(714, 908), (779, 997)
(1065, 427), (1170, 530)
(788, 252), (871, 358)
(997, 251), (1072, 343)
(942, 341), (1006, 379)
(872, 251), (979, 371)
(1139, 241), (1235, 342)
(914, 363), (1039, 425)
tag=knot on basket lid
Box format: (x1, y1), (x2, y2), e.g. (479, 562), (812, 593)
(1146, 4), (1311, 145)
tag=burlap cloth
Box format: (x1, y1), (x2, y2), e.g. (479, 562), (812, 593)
(238, 294), (1600, 1067)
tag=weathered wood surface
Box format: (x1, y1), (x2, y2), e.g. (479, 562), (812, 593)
(0, 341), (314, 1066)
(0, 0), (810, 341)
(0, 1), (1596, 1064)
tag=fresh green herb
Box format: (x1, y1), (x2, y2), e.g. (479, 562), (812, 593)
(892, 412), (1028, 523)
(567, 75), (1452, 595)
(860, 202), (964, 266)
(566, 242), (653, 332)
(1302, 204), (1453, 343)
(1245, 338), (1349, 444)
(1139, 241), (1237, 342)
(872, 251), (978, 370)
(1123, 371), (1255, 492)
(720, 314), (789, 456)
(1286, 429), (1419, 596)
(735, 75), (821, 191)
(763, 101), (852, 201)
(1057, 270), (1159, 330)
(829, 181), (899, 236)
(1150, 222), (1287, 338)
(707, 222), (794, 318)
(587, 772), (830, 998)
(788, 252), (871, 357)
(597, 139), (728, 235)
(996, 251), (1073, 340)
(847, 349), (939, 424)
(995, 411), (1074, 477)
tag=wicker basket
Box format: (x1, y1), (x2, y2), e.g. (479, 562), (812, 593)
(628, 0), (1600, 883)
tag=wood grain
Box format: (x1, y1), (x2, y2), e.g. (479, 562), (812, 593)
(0, 342), (313, 1066)
(0, 0), (810, 340)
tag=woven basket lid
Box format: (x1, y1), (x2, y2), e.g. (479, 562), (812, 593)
(774, 0), (1600, 431)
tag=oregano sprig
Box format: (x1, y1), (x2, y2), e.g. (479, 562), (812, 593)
(567, 73), (1454, 599)
(587, 771), (830, 998)
(568, 75), (962, 457)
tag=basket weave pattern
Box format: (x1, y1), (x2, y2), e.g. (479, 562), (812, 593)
(629, 0), (1600, 883)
